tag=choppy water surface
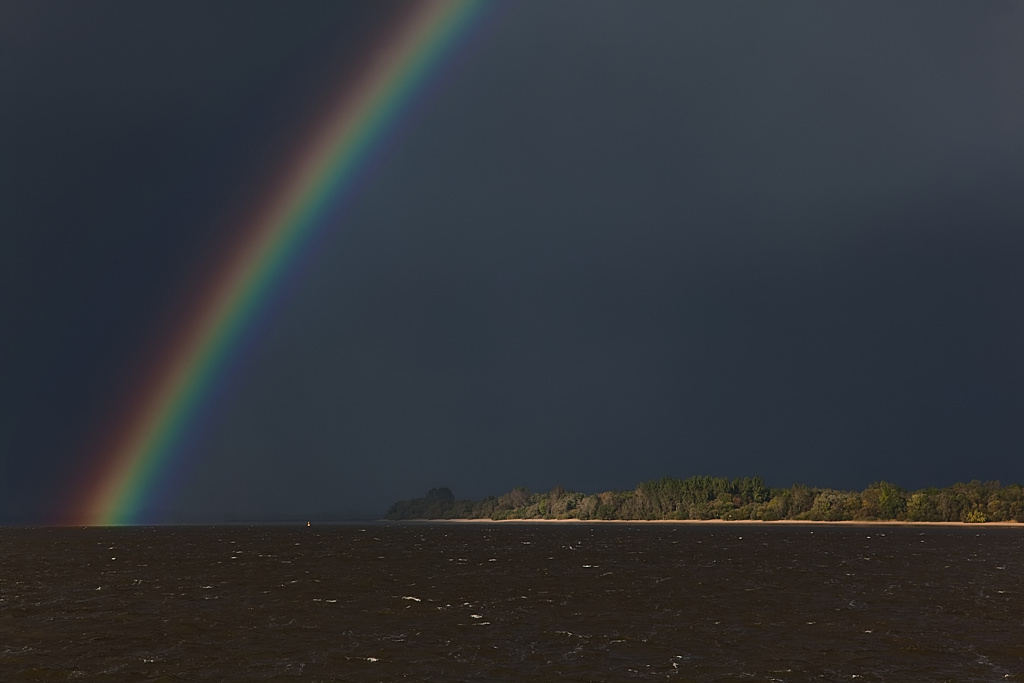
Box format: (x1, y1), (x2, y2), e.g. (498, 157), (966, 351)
(1, 523), (1022, 681)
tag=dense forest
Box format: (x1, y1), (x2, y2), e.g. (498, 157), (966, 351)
(385, 477), (1024, 523)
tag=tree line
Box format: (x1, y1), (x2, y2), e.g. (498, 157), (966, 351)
(385, 477), (1024, 523)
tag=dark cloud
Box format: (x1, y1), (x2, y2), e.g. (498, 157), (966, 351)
(3, 2), (1023, 522)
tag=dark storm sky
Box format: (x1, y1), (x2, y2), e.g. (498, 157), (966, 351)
(2, 1), (1023, 522)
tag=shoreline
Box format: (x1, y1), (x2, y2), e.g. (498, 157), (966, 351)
(392, 518), (1023, 527)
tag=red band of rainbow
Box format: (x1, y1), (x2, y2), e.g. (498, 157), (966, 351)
(71, 0), (491, 526)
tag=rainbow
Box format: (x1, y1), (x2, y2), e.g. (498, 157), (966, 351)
(70, 0), (492, 526)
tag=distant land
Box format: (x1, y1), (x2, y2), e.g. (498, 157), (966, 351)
(385, 476), (1024, 524)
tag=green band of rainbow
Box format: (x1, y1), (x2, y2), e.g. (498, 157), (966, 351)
(76, 0), (489, 526)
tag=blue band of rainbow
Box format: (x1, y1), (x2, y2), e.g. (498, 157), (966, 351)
(75, 0), (490, 526)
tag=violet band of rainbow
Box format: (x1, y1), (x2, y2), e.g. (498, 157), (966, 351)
(79, 0), (490, 526)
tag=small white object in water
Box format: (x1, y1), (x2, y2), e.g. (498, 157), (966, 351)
(470, 614), (483, 619)
(366, 657), (378, 663)
(402, 596), (421, 602)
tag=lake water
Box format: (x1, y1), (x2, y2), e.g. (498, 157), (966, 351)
(1, 523), (1022, 681)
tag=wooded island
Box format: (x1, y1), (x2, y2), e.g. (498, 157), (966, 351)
(386, 477), (1024, 523)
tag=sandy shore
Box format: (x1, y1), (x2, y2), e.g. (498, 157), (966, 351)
(395, 518), (1023, 527)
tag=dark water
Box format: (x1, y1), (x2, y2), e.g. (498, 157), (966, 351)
(1, 523), (1022, 682)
